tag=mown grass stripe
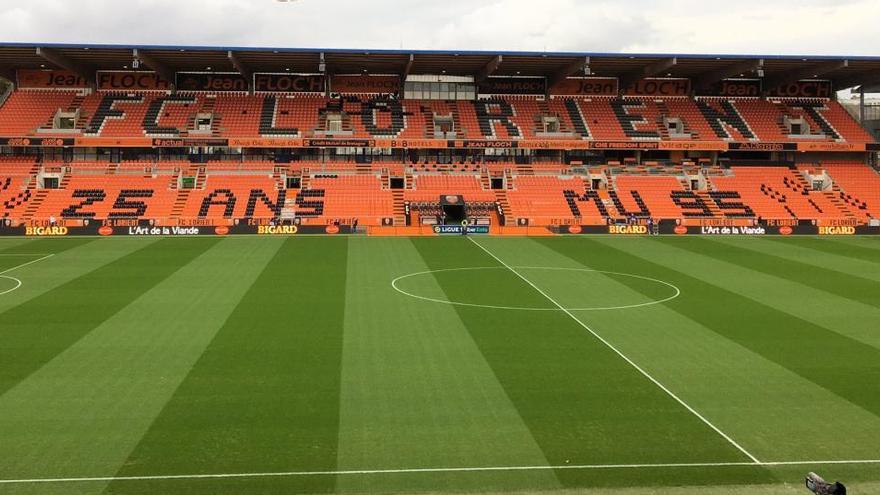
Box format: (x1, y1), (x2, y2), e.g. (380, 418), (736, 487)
(469, 237), (760, 464)
(0, 238), (81, 288)
(0, 238), (49, 252)
(539, 237), (880, 423)
(824, 237), (880, 251)
(647, 236), (880, 353)
(0, 238), (285, 488)
(765, 237), (880, 265)
(105, 237), (349, 495)
(410, 237), (762, 489)
(0, 238), (218, 398)
(709, 237), (880, 283)
(336, 237), (560, 494)
(521, 237), (880, 461)
(0, 237), (93, 255)
(0, 255), (40, 273)
(677, 237), (880, 309)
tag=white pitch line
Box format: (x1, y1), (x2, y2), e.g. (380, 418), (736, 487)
(466, 236), (763, 465)
(0, 275), (23, 295)
(391, 266), (681, 311)
(2, 459), (880, 485)
(0, 254), (54, 276)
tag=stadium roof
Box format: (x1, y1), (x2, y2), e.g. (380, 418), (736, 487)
(0, 42), (879, 90)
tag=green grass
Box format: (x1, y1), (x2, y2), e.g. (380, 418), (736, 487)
(0, 235), (878, 495)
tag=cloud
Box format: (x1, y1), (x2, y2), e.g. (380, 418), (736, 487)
(0, 0), (873, 56)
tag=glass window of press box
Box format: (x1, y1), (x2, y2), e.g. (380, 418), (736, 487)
(404, 81), (475, 100)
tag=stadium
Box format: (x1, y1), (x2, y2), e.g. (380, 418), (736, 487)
(0, 38), (878, 495)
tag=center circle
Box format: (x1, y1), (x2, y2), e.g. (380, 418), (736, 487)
(391, 267), (680, 311)
(0, 275), (22, 296)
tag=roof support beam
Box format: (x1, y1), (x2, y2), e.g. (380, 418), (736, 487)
(856, 78), (880, 94)
(318, 52), (327, 74)
(549, 56), (590, 87)
(693, 58), (764, 91)
(619, 57), (677, 90)
(402, 54), (415, 80)
(835, 70), (880, 91)
(133, 49), (176, 88)
(762, 59), (848, 94)
(476, 55), (503, 82)
(227, 50), (253, 91)
(35, 47), (95, 85)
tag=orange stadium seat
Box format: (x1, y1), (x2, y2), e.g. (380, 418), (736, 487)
(712, 166), (852, 221)
(821, 160), (880, 218)
(407, 174), (494, 203)
(613, 176), (685, 218)
(507, 175), (602, 224)
(0, 90), (80, 135)
(0, 90), (873, 146)
(2, 158), (880, 226)
(0, 71), (878, 230)
(309, 174), (393, 225)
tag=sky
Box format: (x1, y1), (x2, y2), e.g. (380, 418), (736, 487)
(0, 0), (876, 56)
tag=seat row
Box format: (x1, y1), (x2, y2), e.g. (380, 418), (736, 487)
(0, 90), (873, 143)
(2, 163), (879, 225)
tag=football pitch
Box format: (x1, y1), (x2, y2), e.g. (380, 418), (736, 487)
(0, 235), (879, 495)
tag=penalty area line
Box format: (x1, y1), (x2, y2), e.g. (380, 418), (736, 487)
(466, 236), (762, 465)
(0, 253), (54, 256)
(2, 460), (880, 484)
(0, 254), (55, 276)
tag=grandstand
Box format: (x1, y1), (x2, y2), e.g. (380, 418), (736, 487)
(0, 44), (879, 236)
(3, 42), (880, 495)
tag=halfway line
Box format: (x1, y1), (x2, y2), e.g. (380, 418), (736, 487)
(466, 236), (762, 465)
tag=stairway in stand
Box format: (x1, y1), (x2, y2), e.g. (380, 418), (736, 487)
(300, 169), (311, 190)
(773, 101), (791, 136)
(170, 190), (191, 220)
(831, 183), (868, 219)
(392, 190), (406, 225)
(67, 94), (85, 112)
(450, 103), (463, 138)
(494, 190), (510, 226)
(21, 169), (60, 220)
(204, 97), (223, 137)
(169, 168), (181, 190)
(181, 113), (195, 138)
(655, 101), (671, 140)
(211, 112), (224, 137)
(705, 176), (717, 191)
(822, 189), (857, 220)
(170, 165), (195, 220)
(22, 190), (48, 221)
(422, 105), (435, 138)
(39, 94), (87, 131)
(195, 166), (207, 189)
(480, 167), (492, 189)
(696, 191), (723, 217)
(789, 170), (813, 192)
(28, 160), (41, 177)
(677, 176), (691, 190)
(272, 167), (286, 190)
